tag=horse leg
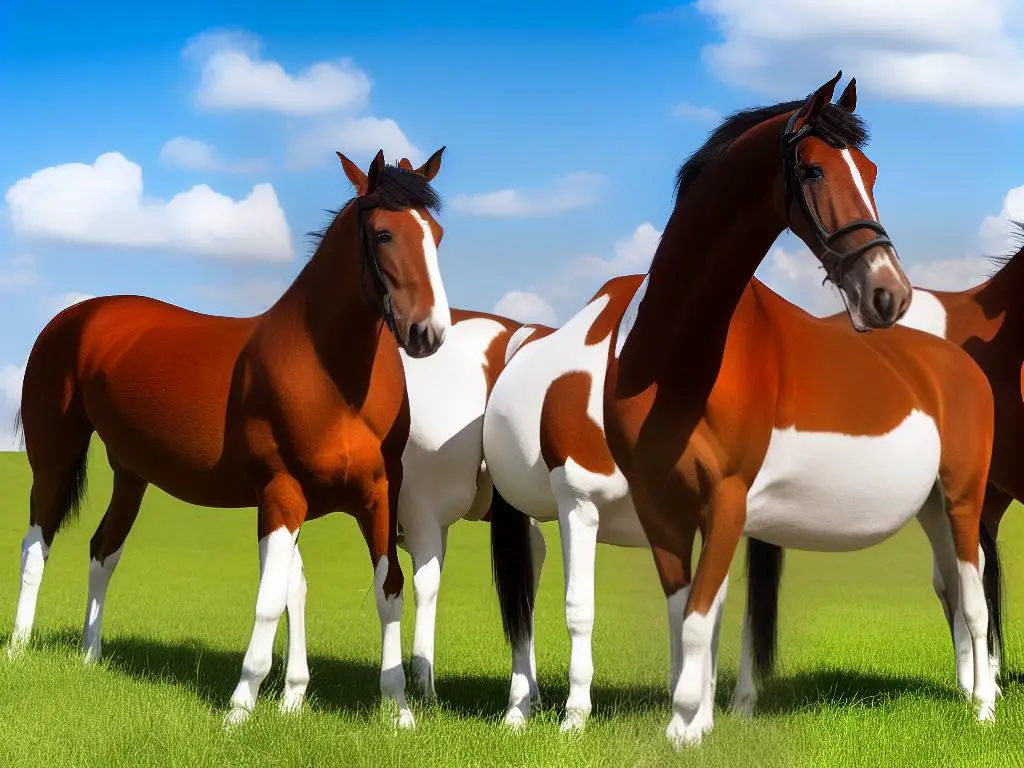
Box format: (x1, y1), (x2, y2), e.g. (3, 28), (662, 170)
(360, 460), (413, 729)
(551, 466), (601, 733)
(280, 541), (310, 714)
(978, 483), (1011, 696)
(224, 475), (304, 728)
(916, 485), (974, 698)
(730, 606), (758, 716)
(82, 466), (147, 663)
(525, 517), (546, 705)
(708, 574), (729, 704)
(945, 487), (997, 722)
(665, 477), (745, 750)
(10, 438), (91, 656)
(406, 519), (446, 700)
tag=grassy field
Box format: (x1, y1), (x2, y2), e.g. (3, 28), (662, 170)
(2, 446), (1024, 767)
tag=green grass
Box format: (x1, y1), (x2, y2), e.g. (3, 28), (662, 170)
(2, 446), (1024, 767)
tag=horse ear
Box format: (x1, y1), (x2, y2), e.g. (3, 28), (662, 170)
(793, 70), (843, 128)
(365, 149), (386, 194)
(838, 77), (857, 113)
(337, 151), (369, 196)
(398, 158), (414, 171)
(414, 146), (445, 182)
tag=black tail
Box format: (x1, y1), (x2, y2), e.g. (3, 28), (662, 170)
(979, 522), (1004, 668)
(746, 538), (785, 681)
(12, 407), (23, 450)
(55, 444), (90, 534)
(489, 486), (535, 650)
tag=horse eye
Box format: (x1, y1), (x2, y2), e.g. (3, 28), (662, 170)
(801, 165), (824, 181)
(376, 230), (392, 244)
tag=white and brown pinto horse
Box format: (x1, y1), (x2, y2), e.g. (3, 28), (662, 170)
(9, 149), (452, 730)
(738, 228), (1024, 714)
(484, 74), (996, 748)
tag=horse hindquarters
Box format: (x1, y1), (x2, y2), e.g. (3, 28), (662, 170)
(10, 331), (95, 654)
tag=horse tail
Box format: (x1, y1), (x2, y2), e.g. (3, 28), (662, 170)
(979, 522), (1004, 667)
(747, 537), (785, 681)
(490, 486), (535, 650)
(54, 445), (90, 534)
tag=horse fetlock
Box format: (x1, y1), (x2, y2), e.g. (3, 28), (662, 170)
(409, 655), (435, 699)
(560, 706), (590, 733)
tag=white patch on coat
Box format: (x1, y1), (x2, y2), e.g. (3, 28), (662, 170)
(896, 289), (948, 339)
(745, 410), (941, 550)
(615, 273), (649, 358)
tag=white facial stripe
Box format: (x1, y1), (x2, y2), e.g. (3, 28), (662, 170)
(409, 209), (451, 328)
(840, 149), (878, 221)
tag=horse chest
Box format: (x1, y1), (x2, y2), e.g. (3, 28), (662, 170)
(743, 409), (942, 551)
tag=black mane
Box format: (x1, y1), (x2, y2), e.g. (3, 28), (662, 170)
(307, 163), (443, 249)
(673, 100), (869, 207)
(985, 220), (1024, 278)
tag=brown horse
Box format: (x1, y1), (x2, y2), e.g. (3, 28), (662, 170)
(486, 73), (996, 748)
(739, 227), (1024, 714)
(8, 148), (451, 730)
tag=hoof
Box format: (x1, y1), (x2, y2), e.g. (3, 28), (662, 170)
(396, 708), (416, 730)
(666, 714), (713, 750)
(976, 701), (996, 723)
(503, 708), (528, 732)
(729, 693), (756, 718)
(559, 707), (590, 734)
(83, 649), (101, 666)
(222, 707), (251, 730)
(410, 657), (436, 701)
(6, 642), (26, 661)
(279, 692), (305, 715)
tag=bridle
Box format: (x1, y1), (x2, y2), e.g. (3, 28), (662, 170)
(781, 110), (896, 286)
(354, 193), (402, 344)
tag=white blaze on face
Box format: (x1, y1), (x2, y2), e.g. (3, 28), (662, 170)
(409, 209), (451, 334)
(838, 149), (909, 295)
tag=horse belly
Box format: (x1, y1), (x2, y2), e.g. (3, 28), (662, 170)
(744, 409), (941, 551)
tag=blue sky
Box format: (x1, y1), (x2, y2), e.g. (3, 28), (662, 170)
(3, 0), (1024, 447)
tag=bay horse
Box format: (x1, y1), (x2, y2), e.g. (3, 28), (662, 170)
(484, 73), (997, 748)
(262, 155), (549, 710)
(8, 147), (451, 730)
(736, 228), (1024, 715)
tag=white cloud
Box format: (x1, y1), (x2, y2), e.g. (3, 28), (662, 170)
(184, 31), (371, 116)
(160, 137), (266, 173)
(451, 172), (607, 218)
(285, 116), (422, 170)
(672, 102), (720, 121)
(0, 254), (40, 292)
(979, 184), (1024, 255)
(193, 278), (287, 314)
(754, 243), (845, 315)
(493, 291), (558, 325)
(695, 0), (1024, 108)
(5, 152), (293, 262)
(47, 292), (97, 317)
(0, 362), (25, 452)
(494, 223), (660, 321)
(548, 223), (661, 300)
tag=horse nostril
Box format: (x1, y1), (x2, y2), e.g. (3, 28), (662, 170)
(871, 288), (894, 322)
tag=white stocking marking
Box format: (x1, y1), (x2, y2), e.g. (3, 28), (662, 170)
(224, 527), (297, 728)
(375, 555), (415, 729)
(281, 545), (310, 714)
(10, 525), (49, 655)
(82, 546), (123, 663)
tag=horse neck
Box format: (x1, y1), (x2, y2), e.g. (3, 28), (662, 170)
(620, 120), (786, 392)
(976, 246), (1024, 331)
(271, 205), (385, 376)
